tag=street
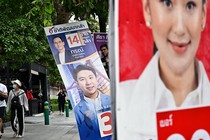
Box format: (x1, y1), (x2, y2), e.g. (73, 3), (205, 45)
(2, 110), (80, 140)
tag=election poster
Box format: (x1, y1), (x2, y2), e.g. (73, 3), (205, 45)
(156, 105), (210, 140)
(93, 32), (108, 57)
(93, 32), (109, 77)
(44, 21), (112, 140)
(112, 0), (210, 139)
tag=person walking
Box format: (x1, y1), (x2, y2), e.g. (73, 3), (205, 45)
(56, 88), (66, 115)
(0, 79), (8, 139)
(6, 79), (29, 138)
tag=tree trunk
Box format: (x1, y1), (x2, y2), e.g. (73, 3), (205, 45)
(99, 16), (107, 32)
(53, 0), (70, 25)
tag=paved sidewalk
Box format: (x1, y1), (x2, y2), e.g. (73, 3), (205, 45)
(1, 110), (80, 140)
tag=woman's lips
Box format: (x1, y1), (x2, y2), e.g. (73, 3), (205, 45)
(169, 40), (190, 54)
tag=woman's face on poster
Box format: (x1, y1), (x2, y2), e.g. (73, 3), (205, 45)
(76, 70), (98, 97)
(143, 0), (206, 74)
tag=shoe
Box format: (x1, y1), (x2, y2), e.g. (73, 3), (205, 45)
(13, 132), (17, 138)
(0, 134), (2, 139)
(17, 135), (23, 138)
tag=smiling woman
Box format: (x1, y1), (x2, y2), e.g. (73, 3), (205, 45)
(117, 0), (210, 139)
(143, 0), (206, 106)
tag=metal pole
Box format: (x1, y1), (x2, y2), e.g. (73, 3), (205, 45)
(65, 101), (69, 117)
(109, 0), (117, 139)
(44, 101), (49, 125)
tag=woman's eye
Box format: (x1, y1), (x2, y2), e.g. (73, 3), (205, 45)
(186, 1), (196, 11)
(161, 0), (172, 8)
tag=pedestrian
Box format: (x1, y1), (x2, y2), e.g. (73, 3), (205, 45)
(56, 88), (66, 115)
(6, 79), (29, 138)
(0, 79), (8, 139)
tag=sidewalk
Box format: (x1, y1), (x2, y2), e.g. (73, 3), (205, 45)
(2, 110), (80, 140)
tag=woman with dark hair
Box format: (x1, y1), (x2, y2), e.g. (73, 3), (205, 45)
(56, 88), (66, 115)
(6, 79), (28, 138)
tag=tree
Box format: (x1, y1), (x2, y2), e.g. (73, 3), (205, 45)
(0, 0), (49, 69)
(0, 0), (61, 85)
(0, 0), (109, 85)
(29, 0), (109, 32)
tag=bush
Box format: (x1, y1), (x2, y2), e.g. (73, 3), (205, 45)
(50, 104), (59, 112)
(50, 98), (58, 104)
(4, 111), (11, 122)
(49, 99), (72, 112)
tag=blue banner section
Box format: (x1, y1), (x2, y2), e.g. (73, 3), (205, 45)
(44, 21), (112, 140)
(47, 31), (97, 64)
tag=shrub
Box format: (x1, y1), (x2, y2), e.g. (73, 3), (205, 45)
(49, 98), (72, 112)
(4, 111), (11, 122)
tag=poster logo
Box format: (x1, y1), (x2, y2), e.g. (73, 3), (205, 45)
(49, 27), (54, 34)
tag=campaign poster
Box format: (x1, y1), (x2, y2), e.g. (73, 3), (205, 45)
(93, 32), (108, 57)
(93, 32), (109, 77)
(112, 0), (210, 139)
(156, 105), (210, 140)
(44, 21), (112, 140)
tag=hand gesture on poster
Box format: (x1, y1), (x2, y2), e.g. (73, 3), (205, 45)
(84, 110), (96, 129)
(97, 76), (110, 95)
(84, 110), (95, 121)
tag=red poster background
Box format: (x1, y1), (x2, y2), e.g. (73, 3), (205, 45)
(119, 1), (210, 82)
(156, 106), (210, 139)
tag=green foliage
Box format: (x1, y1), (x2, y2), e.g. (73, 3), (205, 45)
(0, 0), (109, 86)
(50, 98), (58, 104)
(0, 15), (48, 69)
(27, 0), (55, 26)
(4, 111), (11, 123)
(49, 98), (72, 111)
(51, 104), (59, 111)
(0, 0), (62, 85)
(28, 0), (108, 32)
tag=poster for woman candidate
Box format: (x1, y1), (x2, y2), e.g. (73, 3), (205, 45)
(44, 21), (112, 140)
(111, 0), (210, 140)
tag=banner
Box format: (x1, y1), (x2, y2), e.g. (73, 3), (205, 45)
(156, 106), (210, 139)
(114, 0), (210, 140)
(44, 21), (112, 140)
(93, 32), (109, 77)
(93, 32), (108, 56)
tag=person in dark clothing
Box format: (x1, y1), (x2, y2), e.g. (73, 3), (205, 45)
(56, 88), (66, 115)
(6, 79), (28, 138)
(0, 78), (8, 139)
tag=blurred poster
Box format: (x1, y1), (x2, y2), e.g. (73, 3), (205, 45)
(44, 21), (112, 140)
(93, 32), (108, 57)
(113, 0), (210, 140)
(156, 105), (210, 140)
(93, 32), (109, 77)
